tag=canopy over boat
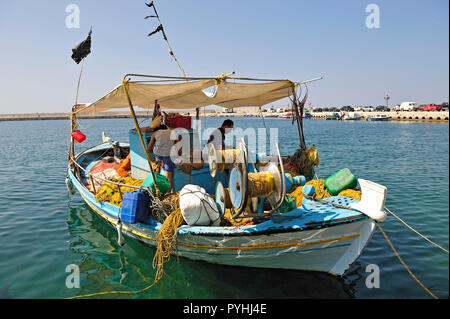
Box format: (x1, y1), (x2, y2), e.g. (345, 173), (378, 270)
(73, 74), (320, 114)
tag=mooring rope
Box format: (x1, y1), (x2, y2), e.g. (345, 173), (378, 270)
(302, 194), (441, 299)
(384, 206), (448, 254)
(375, 222), (438, 299)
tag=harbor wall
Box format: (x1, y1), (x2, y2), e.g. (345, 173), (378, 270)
(0, 110), (448, 122)
(310, 111), (449, 122)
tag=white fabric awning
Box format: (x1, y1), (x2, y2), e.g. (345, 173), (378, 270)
(75, 76), (296, 114)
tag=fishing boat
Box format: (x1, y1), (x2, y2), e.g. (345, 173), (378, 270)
(342, 112), (362, 121)
(66, 73), (388, 276)
(366, 114), (390, 121)
(325, 112), (340, 120)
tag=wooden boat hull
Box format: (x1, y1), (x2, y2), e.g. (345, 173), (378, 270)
(67, 143), (376, 276)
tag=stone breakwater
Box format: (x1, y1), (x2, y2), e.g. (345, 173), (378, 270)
(0, 111), (151, 122)
(310, 111), (449, 122)
(0, 110), (448, 122)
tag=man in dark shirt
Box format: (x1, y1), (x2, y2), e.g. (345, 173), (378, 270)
(206, 119), (234, 150)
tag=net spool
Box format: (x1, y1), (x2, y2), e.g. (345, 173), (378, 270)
(208, 143), (242, 177)
(216, 149), (241, 172)
(229, 141), (286, 218)
(215, 182), (232, 217)
(248, 172), (275, 197)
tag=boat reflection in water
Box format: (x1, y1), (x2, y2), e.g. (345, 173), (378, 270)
(65, 202), (356, 299)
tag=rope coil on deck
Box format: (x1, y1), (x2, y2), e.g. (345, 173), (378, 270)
(248, 172), (275, 197)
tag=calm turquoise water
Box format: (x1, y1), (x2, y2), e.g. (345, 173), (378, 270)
(0, 117), (448, 299)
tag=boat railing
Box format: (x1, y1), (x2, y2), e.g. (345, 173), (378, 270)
(70, 157), (141, 195)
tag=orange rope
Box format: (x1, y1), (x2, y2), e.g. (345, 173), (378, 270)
(384, 206), (448, 254)
(376, 223), (438, 299)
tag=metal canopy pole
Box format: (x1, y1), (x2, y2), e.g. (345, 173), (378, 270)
(122, 77), (160, 196)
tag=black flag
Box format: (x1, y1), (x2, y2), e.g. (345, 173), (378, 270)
(71, 30), (92, 64)
(148, 24), (163, 37)
(145, 2), (154, 8)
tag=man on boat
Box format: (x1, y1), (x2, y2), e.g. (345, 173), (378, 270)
(147, 124), (177, 192)
(206, 119), (234, 150)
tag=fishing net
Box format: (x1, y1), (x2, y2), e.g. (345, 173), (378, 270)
(221, 208), (254, 226)
(289, 179), (361, 207)
(337, 189), (362, 200)
(285, 145), (320, 180)
(94, 176), (144, 206)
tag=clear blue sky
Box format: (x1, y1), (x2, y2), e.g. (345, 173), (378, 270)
(0, 0), (448, 114)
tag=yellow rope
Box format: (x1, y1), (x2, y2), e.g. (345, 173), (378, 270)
(248, 172), (275, 197)
(152, 208), (185, 284)
(384, 206), (448, 254)
(376, 223), (438, 299)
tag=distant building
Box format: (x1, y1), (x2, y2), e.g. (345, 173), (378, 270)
(223, 107), (234, 113)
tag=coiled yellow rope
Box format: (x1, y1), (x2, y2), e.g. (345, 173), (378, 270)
(248, 172), (275, 197)
(152, 208), (185, 284)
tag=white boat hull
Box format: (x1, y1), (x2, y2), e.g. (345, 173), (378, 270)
(83, 193), (375, 276)
(70, 143), (377, 277)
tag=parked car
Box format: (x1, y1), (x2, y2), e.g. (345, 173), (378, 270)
(341, 105), (354, 112)
(322, 107), (329, 112)
(442, 102), (449, 110)
(419, 104), (443, 111)
(315, 108), (323, 112)
(399, 102), (418, 111)
(363, 106), (375, 112)
(329, 107), (338, 111)
(376, 105), (388, 111)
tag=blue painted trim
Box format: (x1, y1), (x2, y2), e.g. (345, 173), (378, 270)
(69, 143), (368, 238)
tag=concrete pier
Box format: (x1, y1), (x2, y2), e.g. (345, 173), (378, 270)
(310, 111), (449, 122)
(0, 110), (448, 122)
(0, 111), (151, 122)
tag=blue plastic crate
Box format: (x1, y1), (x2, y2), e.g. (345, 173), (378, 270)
(120, 191), (150, 224)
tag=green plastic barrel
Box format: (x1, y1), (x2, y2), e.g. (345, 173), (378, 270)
(324, 168), (357, 196)
(278, 194), (297, 213)
(141, 172), (171, 195)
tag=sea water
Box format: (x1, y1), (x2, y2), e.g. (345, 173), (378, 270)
(0, 117), (448, 298)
